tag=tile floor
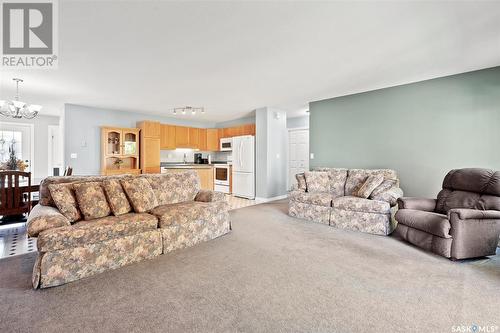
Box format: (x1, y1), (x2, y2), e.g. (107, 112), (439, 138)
(0, 195), (257, 260)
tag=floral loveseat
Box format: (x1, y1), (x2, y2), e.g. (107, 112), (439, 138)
(289, 168), (403, 235)
(27, 171), (230, 289)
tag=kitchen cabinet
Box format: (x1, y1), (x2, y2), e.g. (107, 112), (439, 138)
(141, 121), (160, 138)
(188, 127), (199, 149)
(198, 128), (207, 151)
(206, 129), (219, 151)
(137, 121), (161, 174)
(165, 167), (214, 190)
(175, 126), (190, 147)
(160, 124), (176, 149)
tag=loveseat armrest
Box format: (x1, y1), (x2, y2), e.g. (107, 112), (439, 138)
(447, 208), (500, 221)
(195, 190), (227, 203)
(397, 197), (436, 212)
(27, 204), (71, 238)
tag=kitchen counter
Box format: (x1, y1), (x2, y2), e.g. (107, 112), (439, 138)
(161, 164), (214, 169)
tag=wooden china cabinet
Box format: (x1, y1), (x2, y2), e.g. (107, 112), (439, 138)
(100, 126), (141, 175)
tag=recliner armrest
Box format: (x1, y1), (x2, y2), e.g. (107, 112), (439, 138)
(447, 208), (500, 220)
(195, 190), (227, 203)
(27, 204), (71, 238)
(397, 197), (437, 211)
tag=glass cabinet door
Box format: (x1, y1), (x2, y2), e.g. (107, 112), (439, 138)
(106, 130), (121, 155)
(122, 131), (138, 155)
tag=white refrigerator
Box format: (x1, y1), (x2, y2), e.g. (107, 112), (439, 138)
(232, 135), (255, 199)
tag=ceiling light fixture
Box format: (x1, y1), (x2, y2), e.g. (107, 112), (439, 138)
(172, 106), (205, 116)
(0, 78), (41, 119)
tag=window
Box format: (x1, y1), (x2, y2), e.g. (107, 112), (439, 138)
(0, 131), (23, 163)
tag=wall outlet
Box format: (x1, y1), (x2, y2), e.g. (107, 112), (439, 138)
(310, 153), (314, 159)
(81, 140), (87, 147)
(70, 153), (78, 159)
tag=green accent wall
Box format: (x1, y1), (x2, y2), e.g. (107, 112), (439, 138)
(309, 66), (500, 197)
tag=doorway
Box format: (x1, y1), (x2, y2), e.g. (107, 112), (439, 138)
(288, 128), (309, 190)
(48, 125), (63, 176)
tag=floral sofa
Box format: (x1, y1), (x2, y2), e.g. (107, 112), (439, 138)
(289, 168), (403, 235)
(27, 171), (230, 289)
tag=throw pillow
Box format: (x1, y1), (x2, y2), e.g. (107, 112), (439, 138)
(73, 182), (112, 220)
(355, 174), (385, 198)
(370, 179), (397, 198)
(304, 171), (330, 193)
(120, 177), (158, 213)
(295, 173), (307, 191)
(48, 183), (82, 222)
(103, 179), (132, 216)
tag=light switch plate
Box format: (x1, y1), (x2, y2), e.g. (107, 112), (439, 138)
(70, 153), (78, 159)
(310, 153), (314, 159)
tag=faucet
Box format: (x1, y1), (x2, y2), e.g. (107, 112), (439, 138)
(183, 153), (187, 164)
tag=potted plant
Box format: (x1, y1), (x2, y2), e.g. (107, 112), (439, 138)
(113, 157), (124, 169)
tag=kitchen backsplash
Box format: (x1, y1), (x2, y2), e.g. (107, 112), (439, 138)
(160, 150), (232, 163)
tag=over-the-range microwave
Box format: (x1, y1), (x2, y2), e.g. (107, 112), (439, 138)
(220, 138), (232, 151)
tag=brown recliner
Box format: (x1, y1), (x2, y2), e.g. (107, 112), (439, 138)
(394, 168), (500, 260)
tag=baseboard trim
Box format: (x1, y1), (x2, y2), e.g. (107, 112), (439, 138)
(255, 195), (288, 204)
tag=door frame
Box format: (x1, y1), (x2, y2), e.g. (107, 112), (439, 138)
(48, 124), (63, 176)
(0, 121), (35, 175)
(287, 127), (309, 190)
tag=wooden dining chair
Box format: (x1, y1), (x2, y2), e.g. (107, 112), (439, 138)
(0, 171), (32, 220)
(63, 166), (73, 176)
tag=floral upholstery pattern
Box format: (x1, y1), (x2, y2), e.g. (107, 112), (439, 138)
(37, 213), (158, 252)
(151, 201), (231, 253)
(33, 231), (162, 288)
(296, 173), (307, 191)
(103, 179), (132, 216)
(370, 187), (404, 206)
(355, 174), (385, 199)
(330, 209), (392, 236)
(48, 183), (82, 222)
(304, 171), (330, 193)
(27, 204), (71, 237)
(73, 182), (111, 220)
(288, 201), (330, 225)
(289, 190), (333, 207)
(289, 168), (401, 235)
(195, 189), (226, 203)
(142, 171), (200, 205)
(333, 196), (390, 214)
(313, 168), (348, 197)
(345, 169), (397, 196)
(120, 177), (158, 213)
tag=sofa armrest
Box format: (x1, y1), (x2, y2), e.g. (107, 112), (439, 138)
(370, 187), (403, 206)
(27, 204), (71, 238)
(195, 190), (227, 203)
(448, 208), (500, 221)
(397, 197), (436, 211)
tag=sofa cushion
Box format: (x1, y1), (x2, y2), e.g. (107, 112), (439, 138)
(345, 169), (397, 196)
(332, 196), (390, 214)
(370, 187), (403, 206)
(370, 179), (397, 198)
(295, 173), (307, 191)
(121, 177), (158, 213)
(355, 174), (384, 199)
(37, 213), (158, 252)
(142, 171), (200, 205)
(73, 182), (111, 220)
(103, 179), (132, 216)
(151, 201), (229, 228)
(435, 189), (500, 214)
(304, 171), (330, 193)
(48, 183), (82, 222)
(289, 190), (333, 207)
(395, 209), (451, 238)
(313, 168), (348, 197)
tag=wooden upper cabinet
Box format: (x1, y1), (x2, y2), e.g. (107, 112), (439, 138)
(206, 129), (219, 151)
(198, 129), (207, 151)
(138, 121), (160, 138)
(175, 126), (190, 147)
(142, 138), (161, 174)
(160, 124), (175, 149)
(242, 124), (256, 136)
(188, 127), (199, 148)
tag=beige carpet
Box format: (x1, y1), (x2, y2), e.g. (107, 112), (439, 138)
(0, 200), (499, 333)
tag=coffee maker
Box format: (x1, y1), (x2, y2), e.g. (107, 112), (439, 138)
(194, 153), (203, 164)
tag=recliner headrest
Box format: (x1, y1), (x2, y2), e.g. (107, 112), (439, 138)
(442, 168), (500, 196)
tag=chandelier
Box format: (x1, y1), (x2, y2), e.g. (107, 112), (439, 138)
(0, 78), (41, 119)
(172, 106), (205, 116)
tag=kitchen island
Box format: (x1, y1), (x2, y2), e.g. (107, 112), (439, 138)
(161, 163), (214, 190)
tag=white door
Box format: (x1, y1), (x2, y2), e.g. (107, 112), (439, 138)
(0, 122), (34, 174)
(288, 129), (309, 190)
